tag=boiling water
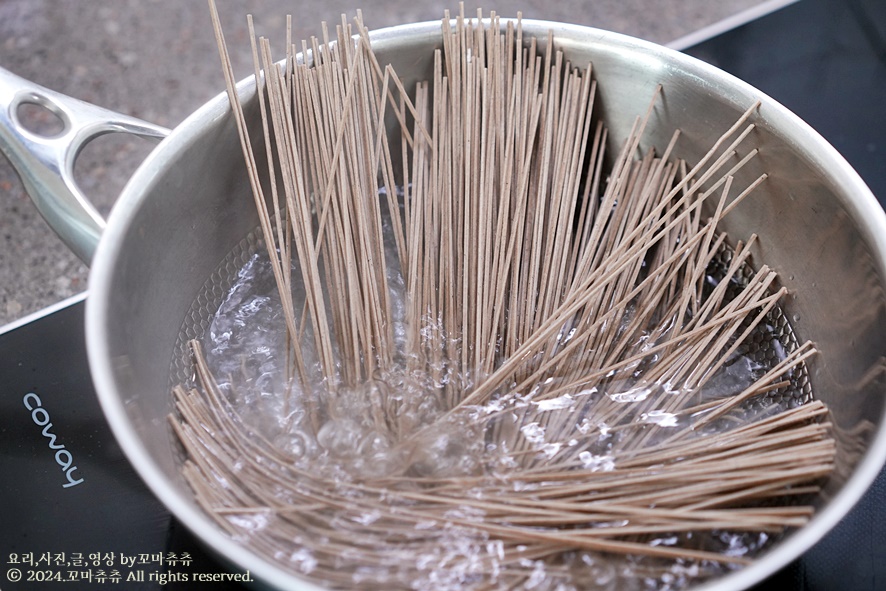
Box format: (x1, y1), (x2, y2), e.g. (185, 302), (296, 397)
(204, 252), (782, 464)
(190, 232), (806, 589)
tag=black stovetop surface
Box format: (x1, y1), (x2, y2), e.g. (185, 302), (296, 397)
(683, 0), (886, 207)
(0, 298), (242, 590)
(2, 0), (884, 589)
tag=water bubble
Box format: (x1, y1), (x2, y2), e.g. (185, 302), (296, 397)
(317, 418), (364, 457)
(407, 424), (480, 478)
(569, 553), (617, 591)
(520, 422), (547, 446)
(607, 386), (652, 403)
(523, 561), (548, 589)
(358, 430), (392, 455)
(288, 548), (318, 574)
(640, 410), (679, 428)
(227, 512), (270, 533)
(534, 393), (575, 412)
(578, 451), (615, 472)
(273, 430), (310, 459)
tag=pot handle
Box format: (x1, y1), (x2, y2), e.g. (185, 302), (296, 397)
(0, 66), (170, 264)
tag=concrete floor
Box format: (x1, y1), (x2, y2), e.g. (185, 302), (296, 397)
(0, 0), (766, 325)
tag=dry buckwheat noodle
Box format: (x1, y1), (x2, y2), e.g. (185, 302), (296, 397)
(168, 3), (835, 589)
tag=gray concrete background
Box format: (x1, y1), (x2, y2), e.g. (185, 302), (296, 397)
(0, 0), (764, 326)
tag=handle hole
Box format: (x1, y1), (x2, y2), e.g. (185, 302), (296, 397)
(16, 100), (67, 138)
(73, 132), (158, 217)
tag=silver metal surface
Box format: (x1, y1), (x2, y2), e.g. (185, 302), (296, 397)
(0, 66), (169, 263)
(4, 19), (886, 591)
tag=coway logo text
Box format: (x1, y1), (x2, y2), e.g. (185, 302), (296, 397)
(23, 392), (85, 489)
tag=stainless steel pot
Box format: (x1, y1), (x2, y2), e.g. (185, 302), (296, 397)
(2, 19), (886, 591)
